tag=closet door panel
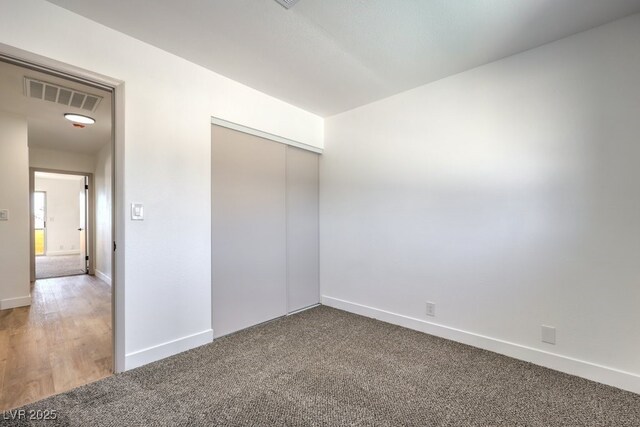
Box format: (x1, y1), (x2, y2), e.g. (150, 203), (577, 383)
(211, 125), (287, 337)
(286, 146), (320, 312)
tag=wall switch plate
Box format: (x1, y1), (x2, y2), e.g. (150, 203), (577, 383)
(541, 325), (556, 345)
(0, 209), (8, 221)
(131, 203), (144, 220)
(426, 302), (436, 317)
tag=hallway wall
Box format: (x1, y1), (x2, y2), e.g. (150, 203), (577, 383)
(0, 111), (30, 309)
(94, 143), (112, 284)
(29, 147), (96, 173)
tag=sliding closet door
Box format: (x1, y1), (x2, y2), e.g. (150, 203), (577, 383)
(211, 125), (287, 337)
(286, 146), (319, 312)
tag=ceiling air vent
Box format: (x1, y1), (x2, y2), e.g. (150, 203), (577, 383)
(274, 0), (301, 9)
(24, 77), (103, 113)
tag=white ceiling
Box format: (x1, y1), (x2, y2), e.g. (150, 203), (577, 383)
(46, 0), (640, 117)
(0, 60), (111, 154)
(35, 171), (85, 181)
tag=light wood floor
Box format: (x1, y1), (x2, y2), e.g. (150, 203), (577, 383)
(0, 275), (112, 411)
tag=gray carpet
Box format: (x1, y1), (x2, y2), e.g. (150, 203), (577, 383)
(7, 307), (640, 426)
(35, 255), (86, 279)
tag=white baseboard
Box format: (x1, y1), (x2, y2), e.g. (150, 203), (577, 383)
(94, 269), (112, 286)
(322, 295), (640, 395)
(0, 294), (32, 310)
(45, 250), (81, 256)
(125, 329), (213, 370)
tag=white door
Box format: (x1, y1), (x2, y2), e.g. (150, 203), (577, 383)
(286, 146), (320, 312)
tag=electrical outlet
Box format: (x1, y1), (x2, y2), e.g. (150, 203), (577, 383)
(541, 325), (556, 345)
(426, 302), (436, 317)
(0, 209), (8, 221)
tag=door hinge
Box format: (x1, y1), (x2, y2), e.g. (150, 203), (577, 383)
(113, 241), (117, 251)
(85, 184), (89, 190)
(85, 255), (89, 261)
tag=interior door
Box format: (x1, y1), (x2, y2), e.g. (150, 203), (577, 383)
(33, 191), (46, 256)
(79, 176), (88, 273)
(211, 125), (287, 337)
(286, 146), (320, 312)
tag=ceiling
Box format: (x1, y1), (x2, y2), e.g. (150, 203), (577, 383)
(35, 171), (85, 181)
(46, 0), (640, 117)
(0, 60), (111, 154)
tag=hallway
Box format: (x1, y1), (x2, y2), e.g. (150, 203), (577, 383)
(0, 275), (112, 411)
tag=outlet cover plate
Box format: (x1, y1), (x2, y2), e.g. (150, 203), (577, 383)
(426, 302), (436, 317)
(541, 325), (556, 345)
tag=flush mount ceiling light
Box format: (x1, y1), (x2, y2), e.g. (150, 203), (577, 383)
(64, 113), (96, 125)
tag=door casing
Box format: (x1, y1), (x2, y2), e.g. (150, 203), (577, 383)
(1, 44), (125, 373)
(30, 170), (93, 279)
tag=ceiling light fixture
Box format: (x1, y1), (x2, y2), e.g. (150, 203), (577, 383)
(64, 113), (95, 125)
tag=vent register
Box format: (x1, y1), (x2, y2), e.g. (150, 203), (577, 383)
(24, 77), (102, 113)
(274, 0), (301, 9)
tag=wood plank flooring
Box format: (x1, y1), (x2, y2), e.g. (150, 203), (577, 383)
(0, 275), (112, 411)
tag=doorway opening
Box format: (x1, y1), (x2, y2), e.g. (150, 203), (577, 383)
(34, 190), (46, 256)
(32, 171), (91, 279)
(0, 54), (117, 410)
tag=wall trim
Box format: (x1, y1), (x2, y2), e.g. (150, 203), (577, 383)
(125, 329), (213, 370)
(322, 295), (640, 395)
(94, 269), (112, 286)
(0, 294), (31, 310)
(212, 116), (323, 154)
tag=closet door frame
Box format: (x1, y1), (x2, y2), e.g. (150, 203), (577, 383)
(211, 117), (322, 338)
(211, 117), (322, 154)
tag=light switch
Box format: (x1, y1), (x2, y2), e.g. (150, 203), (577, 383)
(0, 209), (8, 221)
(131, 203), (144, 220)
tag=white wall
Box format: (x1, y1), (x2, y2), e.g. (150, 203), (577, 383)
(34, 175), (84, 256)
(29, 147), (96, 174)
(0, 112), (30, 310)
(0, 0), (323, 369)
(321, 15), (640, 393)
(94, 143), (112, 284)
